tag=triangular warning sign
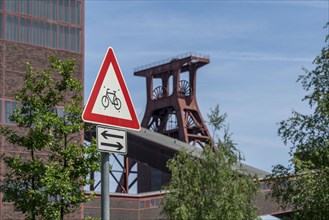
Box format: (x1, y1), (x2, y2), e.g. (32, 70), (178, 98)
(82, 47), (140, 131)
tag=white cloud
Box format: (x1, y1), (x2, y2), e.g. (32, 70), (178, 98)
(214, 51), (314, 62)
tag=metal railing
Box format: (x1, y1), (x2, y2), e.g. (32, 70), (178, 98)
(134, 52), (210, 73)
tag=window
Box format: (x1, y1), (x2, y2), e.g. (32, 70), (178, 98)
(69, 0), (81, 25)
(63, 26), (69, 50)
(58, 0), (64, 22)
(1, 1), (81, 53)
(6, 15), (19, 42)
(70, 0), (76, 24)
(39, 0), (45, 19)
(0, 13), (3, 39)
(51, 0), (57, 20)
(6, 0), (19, 13)
(139, 201), (145, 209)
(39, 21), (45, 46)
(45, 23), (51, 48)
(0, 101), (2, 123)
(57, 24), (78, 51)
(20, 17), (31, 44)
(31, 20), (38, 45)
(51, 23), (57, 48)
(31, 0), (39, 18)
(26, 18), (31, 43)
(150, 199), (161, 207)
(20, 0), (31, 16)
(58, 24), (63, 49)
(76, 0), (81, 25)
(20, 17), (26, 43)
(5, 100), (18, 124)
(76, 28), (81, 52)
(45, 0), (51, 19)
(70, 27), (75, 52)
(260, 183), (270, 191)
(63, 0), (69, 22)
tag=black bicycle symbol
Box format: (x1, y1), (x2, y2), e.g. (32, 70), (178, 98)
(101, 88), (122, 110)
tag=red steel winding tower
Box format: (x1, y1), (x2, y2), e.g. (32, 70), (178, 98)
(134, 52), (212, 148)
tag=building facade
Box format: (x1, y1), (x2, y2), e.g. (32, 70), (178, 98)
(0, 1), (84, 219)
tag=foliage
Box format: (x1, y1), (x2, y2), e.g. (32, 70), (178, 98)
(85, 217), (101, 220)
(266, 23), (329, 219)
(207, 104), (227, 139)
(162, 108), (259, 220)
(0, 57), (100, 220)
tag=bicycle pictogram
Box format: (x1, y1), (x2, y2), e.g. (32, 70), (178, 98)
(102, 88), (122, 111)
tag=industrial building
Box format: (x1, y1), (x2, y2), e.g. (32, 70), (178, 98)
(0, 1), (287, 219)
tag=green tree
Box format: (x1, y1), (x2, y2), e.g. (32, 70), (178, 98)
(207, 104), (227, 139)
(266, 24), (329, 220)
(162, 107), (259, 220)
(0, 57), (99, 220)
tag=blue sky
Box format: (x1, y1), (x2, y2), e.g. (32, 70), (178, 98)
(85, 0), (329, 172)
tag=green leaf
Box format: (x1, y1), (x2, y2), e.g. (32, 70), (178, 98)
(0, 57), (100, 220)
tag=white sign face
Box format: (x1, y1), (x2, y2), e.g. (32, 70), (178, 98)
(91, 63), (132, 120)
(96, 125), (127, 154)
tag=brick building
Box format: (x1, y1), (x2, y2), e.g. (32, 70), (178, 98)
(0, 0), (84, 219)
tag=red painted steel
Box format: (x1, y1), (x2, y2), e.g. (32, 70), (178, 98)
(135, 54), (212, 148)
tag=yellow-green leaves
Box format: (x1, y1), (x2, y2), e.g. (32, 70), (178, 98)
(268, 23), (329, 220)
(163, 108), (259, 220)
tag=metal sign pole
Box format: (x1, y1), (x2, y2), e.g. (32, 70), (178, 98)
(82, 47), (140, 219)
(101, 152), (110, 220)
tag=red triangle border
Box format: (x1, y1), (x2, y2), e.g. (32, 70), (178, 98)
(82, 48), (140, 131)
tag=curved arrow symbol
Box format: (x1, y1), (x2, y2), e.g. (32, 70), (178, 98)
(100, 142), (123, 151)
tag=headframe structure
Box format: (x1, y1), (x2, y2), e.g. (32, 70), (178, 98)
(134, 52), (213, 149)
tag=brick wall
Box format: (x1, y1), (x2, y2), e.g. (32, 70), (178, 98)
(0, 40), (84, 220)
(83, 192), (166, 220)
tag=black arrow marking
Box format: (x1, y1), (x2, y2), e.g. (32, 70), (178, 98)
(101, 130), (124, 140)
(101, 142), (124, 151)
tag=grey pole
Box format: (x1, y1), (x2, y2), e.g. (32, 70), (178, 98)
(101, 152), (110, 220)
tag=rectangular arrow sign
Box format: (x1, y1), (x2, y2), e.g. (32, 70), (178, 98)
(96, 125), (127, 154)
